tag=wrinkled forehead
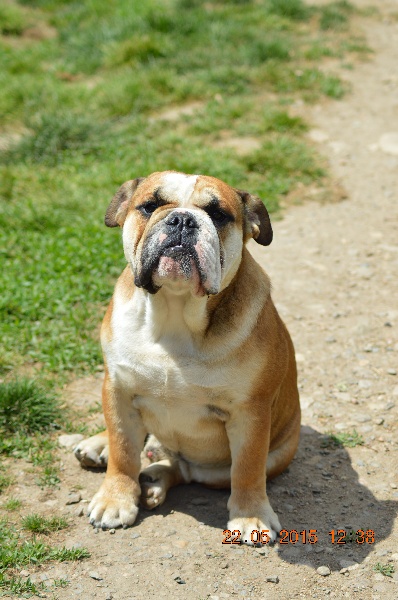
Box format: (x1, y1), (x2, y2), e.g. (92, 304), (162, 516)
(134, 171), (240, 212)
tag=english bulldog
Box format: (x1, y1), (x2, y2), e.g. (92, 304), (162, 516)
(74, 171), (300, 544)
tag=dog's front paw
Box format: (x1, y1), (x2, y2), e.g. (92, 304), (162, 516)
(88, 476), (140, 529)
(228, 502), (281, 546)
(74, 432), (109, 468)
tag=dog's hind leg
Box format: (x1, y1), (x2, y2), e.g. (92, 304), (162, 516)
(74, 430), (109, 468)
(140, 459), (186, 509)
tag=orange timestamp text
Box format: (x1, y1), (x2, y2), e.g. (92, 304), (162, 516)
(222, 529), (375, 545)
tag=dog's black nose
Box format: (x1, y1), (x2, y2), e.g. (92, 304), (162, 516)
(165, 212), (198, 232)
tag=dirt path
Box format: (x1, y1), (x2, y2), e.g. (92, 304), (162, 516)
(9, 2), (398, 598)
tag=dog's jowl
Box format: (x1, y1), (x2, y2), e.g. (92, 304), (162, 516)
(74, 171), (300, 544)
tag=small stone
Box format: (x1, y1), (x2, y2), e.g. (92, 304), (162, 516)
(58, 433), (84, 449)
(220, 562), (229, 569)
(390, 483), (397, 489)
(105, 594), (113, 600)
(379, 132), (398, 155)
(66, 492), (81, 505)
(190, 497), (208, 506)
(387, 368), (397, 375)
(109, 529), (116, 535)
(174, 575), (185, 584)
(390, 553), (398, 561)
(385, 402), (395, 410)
(266, 576), (279, 583)
(173, 539), (188, 548)
(19, 570), (30, 577)
(76, 506), (84, 517)
(317, 566), (331, 576)
(375, 549), (389, 557)
(89, 572), (103, 581)
(355, 414), (371, 423)
(131, 533), (141, 539)
(392, 386), (398, 396)
(358, 380), (372, 389)
(325, 337), (336, 344)
(161, 553), (174, 559)
(374, 418), (384, 426)
(254, 547), (269, 556)
(374, 573), (385, 582)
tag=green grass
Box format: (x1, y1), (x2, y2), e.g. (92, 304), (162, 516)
(322, 430), (364, 448)
(21, 514), (69, 534)
(0, 473), (13, 495)
(0, 0), (362, 381)
(373, 563), (395, 578)
(0, 379), (60, 434)
(2, 498), (22, 511)
(0, 517), (89, 596)
(0, 379), (62, 488)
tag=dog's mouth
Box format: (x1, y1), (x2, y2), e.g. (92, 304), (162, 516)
(134, 241), (208, 296)
(155, 244), (207, 296)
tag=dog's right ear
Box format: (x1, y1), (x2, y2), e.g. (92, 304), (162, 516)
(105, 178), (146, 227)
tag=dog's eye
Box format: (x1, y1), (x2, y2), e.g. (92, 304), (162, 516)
(205, 206), (231, 226)
(139, 202), (158, 216)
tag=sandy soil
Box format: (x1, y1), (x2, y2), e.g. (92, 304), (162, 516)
(4, 1), (398, 598)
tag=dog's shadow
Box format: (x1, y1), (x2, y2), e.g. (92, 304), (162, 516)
(136, 426), (397, 571)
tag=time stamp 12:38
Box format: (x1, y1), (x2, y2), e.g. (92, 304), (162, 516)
(222, 529), (376, 545)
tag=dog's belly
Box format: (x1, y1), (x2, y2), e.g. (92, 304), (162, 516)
(134, 393), (231, 466)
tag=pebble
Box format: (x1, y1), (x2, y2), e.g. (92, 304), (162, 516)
(354, 414), (371, 423)
(317, 566), (331, 576)
(161, 553), (174, 559)
(390, 483), (397, 489)
(105, 594), (113, 600)
(358, 380), (372, 389)
(58, 433), (84, 449)
(385, 402), (395, 410)
(220, 562), (229, 569)
(173, 539), (188, 548)
(387, 368), (397, 375)
(390, 553), (398, 561)
(266, 576), (279, 583)
(190, 497), (208, 506)
(19, 570), (30, 577)
(378, 132), (398, 155)
(66, 492), (81, 505)
(89, 571), (103, 581)
(254, 547), (269, 556)
(76, 506), (84, 517)
(374, 418), (384, 425)
(109, 529), (116, 535)
(174, 575), (186, 584)
(131, 533), (141, 539)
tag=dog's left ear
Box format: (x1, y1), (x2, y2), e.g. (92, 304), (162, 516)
(235, 189), (273, 246)
(105, 177), (146, 227)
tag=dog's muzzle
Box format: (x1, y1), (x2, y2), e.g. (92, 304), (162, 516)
(134, 209), (222, 296)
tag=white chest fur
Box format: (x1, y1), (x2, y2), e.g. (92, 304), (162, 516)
(103, 288), (254, 457)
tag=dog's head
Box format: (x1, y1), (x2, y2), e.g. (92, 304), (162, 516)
(105, 171), (272, 296)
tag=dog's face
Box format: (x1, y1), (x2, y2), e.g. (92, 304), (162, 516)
(105, 171), (273, 296)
